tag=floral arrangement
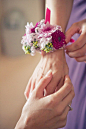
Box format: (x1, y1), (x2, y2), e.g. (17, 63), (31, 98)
(21, 19), (66, 56)
(21, 8), (74, 56)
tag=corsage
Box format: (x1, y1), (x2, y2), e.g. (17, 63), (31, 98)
(21, 8), (74, 56)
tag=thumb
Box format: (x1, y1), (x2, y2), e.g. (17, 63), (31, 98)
(65, 23), (81, 43)
(36, 70), (52, 98)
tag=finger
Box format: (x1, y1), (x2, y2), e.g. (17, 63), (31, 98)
(45, 73), (61, 95)
(49, 75), (72, 102)
(55, 77), (64, 92)
(60, 89), (75, 110)
(36, 66), (44, 84)
(66, 43), (86, 58)
(65, 23), (81, 43)
(36, 70), (44, 85)
(24, 78), (32, 99)
(65, 33), (86, 52)
(54, 119), (67, 128)
(36, 70), (52, 98)
(75, 55), (86, 62)
(46, 107), (68, 129)
(29, 80), (36, 98)
(59, 106), (69, 121)
(48, 117), (67, 129)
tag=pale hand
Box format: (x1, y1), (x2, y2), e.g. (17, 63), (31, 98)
(15, 71), (75, 129)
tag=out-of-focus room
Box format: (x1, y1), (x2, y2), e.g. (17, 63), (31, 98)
(0, 0), (45, 129)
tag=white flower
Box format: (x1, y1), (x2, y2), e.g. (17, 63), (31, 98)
(31, 46), (36, 56)
(21, 35), (27, 45)
(40, 36), (52, 49)
(25, 22), (34, 34)
(22, 45), (25, 52)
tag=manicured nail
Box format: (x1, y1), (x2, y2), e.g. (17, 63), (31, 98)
(70, 38), (75, 43)
(45, 70), (52, 77)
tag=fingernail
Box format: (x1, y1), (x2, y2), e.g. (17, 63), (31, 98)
(29, 92), (32, 98)
(44, 89), (47, 96)
(45, 70), (52, 77)
(70, 38), (75, 43)
(24, 92), (28, 100)
(65, 75), (69, 80)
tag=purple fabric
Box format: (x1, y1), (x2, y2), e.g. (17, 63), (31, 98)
(60, 0), (86, 129)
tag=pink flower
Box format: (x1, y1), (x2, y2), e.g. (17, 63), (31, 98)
(38, 22), (61, 38)
(51, 30), (66, 49)
(31, 22), (40, 33)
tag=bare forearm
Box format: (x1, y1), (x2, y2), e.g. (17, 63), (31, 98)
(46, 0), (73, 33)
(45, 0), (74, 60)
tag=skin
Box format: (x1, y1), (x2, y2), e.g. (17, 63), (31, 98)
(25, 50), (68, 98)
(25, 0), (73, 99)
(65, 19), (86, 62)
(15, 71), (75, 129)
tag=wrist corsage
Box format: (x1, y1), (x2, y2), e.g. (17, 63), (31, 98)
(21, 8), (74, 56)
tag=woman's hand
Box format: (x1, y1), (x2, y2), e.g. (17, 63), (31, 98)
(15, 71), (75, 129)
(25, 49), (69, 99)
(65, 19), (86, 62)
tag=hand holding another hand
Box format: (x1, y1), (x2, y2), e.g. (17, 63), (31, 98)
(25, 50), (69, 99)
(15, 71), (75, 129)
(65, 19), (86, 62)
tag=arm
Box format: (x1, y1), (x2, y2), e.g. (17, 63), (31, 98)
(46, 0), (73, 32)
(25, 0), (74, 98)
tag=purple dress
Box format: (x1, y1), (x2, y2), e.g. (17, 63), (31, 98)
(60, 0), (86, 129)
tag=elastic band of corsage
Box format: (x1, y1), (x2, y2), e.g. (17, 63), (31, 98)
(21, 8), (74, 56)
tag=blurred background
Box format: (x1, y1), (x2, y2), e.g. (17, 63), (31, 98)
(0, 0), (45, 129)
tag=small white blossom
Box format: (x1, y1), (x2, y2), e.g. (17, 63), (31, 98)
(31, 46), (36, 56)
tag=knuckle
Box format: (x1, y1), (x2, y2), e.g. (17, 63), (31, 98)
(73, 22), (79, 27)
(78, 51), (83, 56)
(72, 22), (78, 27)
(57, 107), (64, 116)
(71, 90), (75, 98)
(60, 115), (67, 121)
(66, 82), (72, 90)
(63, 120), (67, 127)
(61, 120), (67, 128)
(75, 42), (81, 49)
(72, 22), (76, 26)
(47, 96), (55, 106)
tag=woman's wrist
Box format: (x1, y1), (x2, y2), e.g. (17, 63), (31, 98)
(15, 115), (31, 129)
(41, 49), (66, 62)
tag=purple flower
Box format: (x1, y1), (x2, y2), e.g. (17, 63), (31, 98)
(51, 30), (66, 49)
